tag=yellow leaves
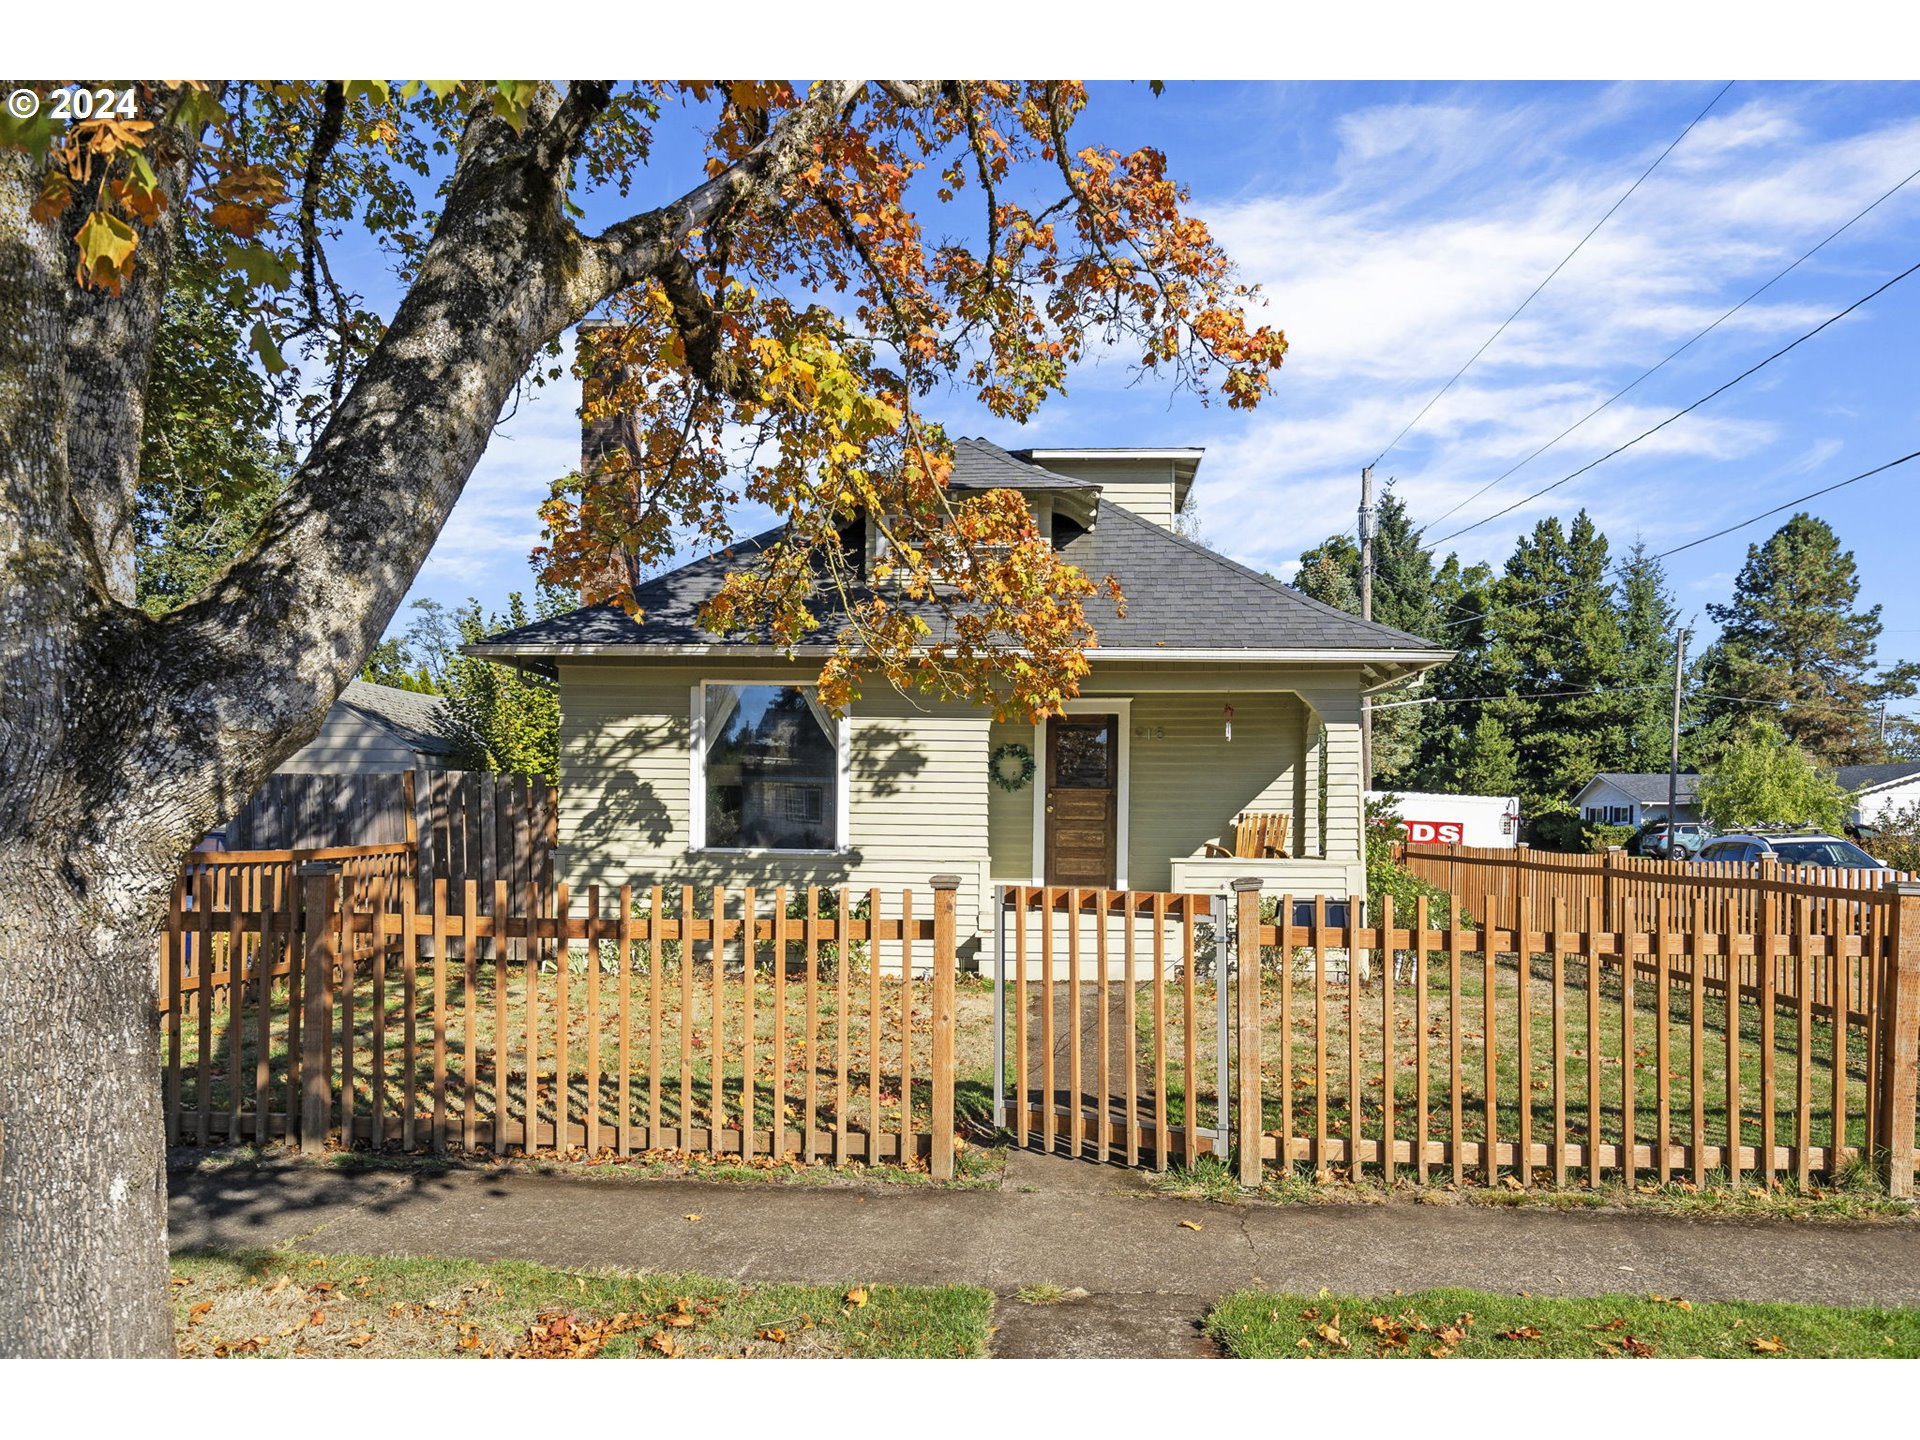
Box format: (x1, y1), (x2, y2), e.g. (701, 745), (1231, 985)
(843, 1287), (869, 1309)
(1749, 1334), (1787, 1354)
(187, 1300), (214, 1326)
(74, 211), (138, 292)
(1177, 1219), (1203, 1231)
(756, 1326), (790, 1343)
(645, 1330), (682, 1357)
(344, 1331), (376, 1349)
(682, 1213), (703, 1222)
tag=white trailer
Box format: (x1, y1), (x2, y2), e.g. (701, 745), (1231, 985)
(1367, 789), (1520, 849)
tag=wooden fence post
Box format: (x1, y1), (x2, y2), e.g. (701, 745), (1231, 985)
(1881, 883), (1920, 1198)
(299, 863), (340, 1154)
(929, 875), (960, 1180)
(1233, 878), (1264, 1186)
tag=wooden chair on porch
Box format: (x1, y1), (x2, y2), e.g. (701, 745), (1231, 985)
(1203, 810), (1291, 860)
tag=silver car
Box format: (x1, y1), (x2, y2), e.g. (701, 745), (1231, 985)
(1694, 831), (1886, 871)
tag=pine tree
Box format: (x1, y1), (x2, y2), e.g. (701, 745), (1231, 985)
(1613, 541), (1682, 772)
(1480, 511), (1636, 817)
(1292, 486), (1436, 784)
(1698, 513), (1919, 764)
(1402, 553), (1499, 792)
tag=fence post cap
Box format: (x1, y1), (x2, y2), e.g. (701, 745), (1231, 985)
(929, 874), (962, 891)
(1230, 876), (1264, 893)
(1889, 881), (1920, 897)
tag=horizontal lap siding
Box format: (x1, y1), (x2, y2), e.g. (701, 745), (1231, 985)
(987, 720), (1038, 882)
(1124, 690), (1302, 893)
(558, 662), (990, 934)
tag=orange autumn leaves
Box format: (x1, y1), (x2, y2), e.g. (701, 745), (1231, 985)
(5, 81), (1288, 722)
(536, 81), (1282, 721)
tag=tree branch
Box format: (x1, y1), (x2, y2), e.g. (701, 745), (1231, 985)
(574, 80), (865, 305)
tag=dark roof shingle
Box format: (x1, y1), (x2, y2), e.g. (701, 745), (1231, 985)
(474, 446), (1442, 658)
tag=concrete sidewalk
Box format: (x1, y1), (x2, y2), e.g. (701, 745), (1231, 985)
(169, 1152), (1920, 1357)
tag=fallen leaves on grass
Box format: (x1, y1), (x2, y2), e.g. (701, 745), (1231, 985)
(1749, 1334), (1787, 1354)
(1495, 1326), (1543, 1342)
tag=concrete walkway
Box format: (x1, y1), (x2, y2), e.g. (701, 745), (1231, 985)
(169, 1151), (1920, 1357)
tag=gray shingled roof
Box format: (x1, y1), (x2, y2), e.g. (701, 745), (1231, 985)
(1835, 761), (1920, 792)
(1590, 763), (1920, 804)
(336, 680), (455, 755)
(1585, 772), (1701, 805)
(472, 447), (1442, 658)
(946, 437), (1096, 491)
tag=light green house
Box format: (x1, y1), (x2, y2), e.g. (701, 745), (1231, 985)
(468, 441), (1448, 963)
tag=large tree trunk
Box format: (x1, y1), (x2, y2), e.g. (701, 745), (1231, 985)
(0, 79), (867, 1358)
(0, 844), (173, 1356)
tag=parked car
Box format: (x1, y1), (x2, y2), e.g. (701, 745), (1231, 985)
(1694, 831), (1887, 872)
(1627, 820), (1711, 859)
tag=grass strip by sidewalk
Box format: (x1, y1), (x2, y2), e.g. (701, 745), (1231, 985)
(172, 1248), (991, 1358)
(1206, 1286), (1920, 1358)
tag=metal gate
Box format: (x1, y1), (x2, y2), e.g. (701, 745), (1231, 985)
(991, 885), (1252, 1170)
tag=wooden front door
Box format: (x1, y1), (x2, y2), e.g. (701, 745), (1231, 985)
(1044, 714), (1118, 888)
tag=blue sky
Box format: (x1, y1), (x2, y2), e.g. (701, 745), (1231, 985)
(402, 80), (1920, 691)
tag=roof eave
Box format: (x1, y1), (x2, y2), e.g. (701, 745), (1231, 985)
(464, 640), (1451, 668)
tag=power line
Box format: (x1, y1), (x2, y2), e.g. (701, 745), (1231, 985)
(1417, 161), (1920, 532)
(1368, 81), (1734, 472)
(1426, 258), (1920, 548)
(1431, 447), (1920, 633)
(1371, 683), (1658, 711)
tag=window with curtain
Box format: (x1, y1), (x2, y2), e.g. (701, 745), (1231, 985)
(700, 684), (840, 850)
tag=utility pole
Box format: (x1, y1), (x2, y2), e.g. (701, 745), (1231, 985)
(1359, 464), (1375, 787)
(1666, 626), (1689, 854)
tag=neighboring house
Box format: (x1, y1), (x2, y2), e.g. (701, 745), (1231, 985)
(275, 680), (456, 775)
(1837, 761), (1920, 828)
(1574, 772), (1701, 828)
(1576, 762), (1920, 833)
(467, 438), (1450, 959)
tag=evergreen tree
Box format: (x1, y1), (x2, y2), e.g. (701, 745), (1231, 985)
(1292, 486), (1436, 784)
(1401, 554), (1500, 792)
(1613, 540), (1683, 772)
(1698, 513), (1918, 764)
(1480, 511), (1636, 817)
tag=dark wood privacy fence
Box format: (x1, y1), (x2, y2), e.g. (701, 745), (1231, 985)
(1402, 841), (1917, 942)
(158, 871), (961, 1178)
(217, 769), (556, 892)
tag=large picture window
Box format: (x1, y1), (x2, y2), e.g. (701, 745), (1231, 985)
(695, 683), (844, 852)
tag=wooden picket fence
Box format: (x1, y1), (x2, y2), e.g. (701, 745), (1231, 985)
(995, 888), (1230, 1171)
(993, 879), (1920, 1195)
(1250, 889), (1920, 1193)
(158, 868), (961, 1177)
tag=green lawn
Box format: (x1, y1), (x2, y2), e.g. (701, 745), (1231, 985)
(1206, 1287), (1920, 1358)
(171, 1249), (993, 1358)
(1125, 946), (1902, 1184)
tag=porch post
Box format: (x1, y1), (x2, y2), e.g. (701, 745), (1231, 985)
(1233, 877), (1265, 1186)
